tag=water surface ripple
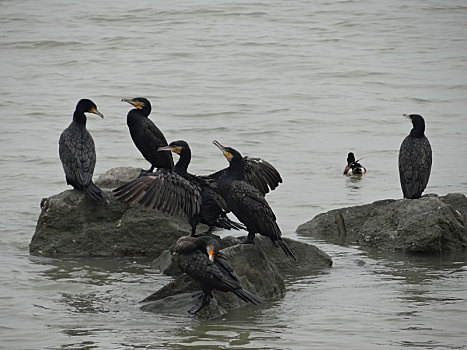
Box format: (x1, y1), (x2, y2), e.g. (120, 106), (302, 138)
(1, 0), (466, 349)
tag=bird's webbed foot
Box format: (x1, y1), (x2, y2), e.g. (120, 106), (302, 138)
(188, 292), (212, 314)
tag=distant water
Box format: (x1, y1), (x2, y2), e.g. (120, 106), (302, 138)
(1, 0), (466, 349)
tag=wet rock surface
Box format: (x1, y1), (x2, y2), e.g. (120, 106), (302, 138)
(296, 193), (467, 254)
(30, 167), (333, 318)
(141, 237), (332, 319)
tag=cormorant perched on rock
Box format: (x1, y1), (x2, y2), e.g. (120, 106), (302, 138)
(113, 140), (244, 236)
(59, 99), (108, 201)
(172, 235), (262, 314)
(205, 150), (282, 196)
(122, 97), (174, 174)
(399, 114), (432, 199)
(212, 140), (297, 261)
(343, 152), (366, 175)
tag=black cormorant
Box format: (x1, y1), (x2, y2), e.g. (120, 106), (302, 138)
(58, 99), (108, 201)
(212, 140), (297, 261)
(172, 235), (262, 314)
(399, 114), (432, 199)
(113, 140), (244, 236)
(205, 151), (282, 196)
(122, 97), (174, 174)
(343, 152), (366, 175)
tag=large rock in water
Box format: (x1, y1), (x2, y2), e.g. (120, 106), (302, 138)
(30, 167), (333, 318)
(296, 193), (467, 254)
(30, 167), (196, 257)
(141, 235), (332, 319)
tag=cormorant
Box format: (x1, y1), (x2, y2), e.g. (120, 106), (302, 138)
(122, 97), (174, 174)
(205, 151), (282, 196)
(343, 152), (366, 175)
(212, 140), (297, 261)
(58, 99), (108, 201)
(113, 140), (244, 236)
(399, 114), (432, 199)
(172, 235), (262, 314)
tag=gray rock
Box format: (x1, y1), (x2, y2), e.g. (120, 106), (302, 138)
(151, 235), (333, 276)
(296, 193), (467, 254)
(94, 166), (142, 188)
(143, 235), (332, 318)
(141, 243), (285, 319)
(30, 189), (192, 257)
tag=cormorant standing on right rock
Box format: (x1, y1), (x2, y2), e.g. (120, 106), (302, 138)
(59, 99), (108, 201)
(343, 152), (366, 175)
(398, 114), (432, 199)
(122, 97), (174, 174)
(172, 235), (262, 314)
(212, 140), (297, 261)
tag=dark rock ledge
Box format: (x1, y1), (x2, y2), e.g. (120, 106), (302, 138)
(296, 193), (467, 254)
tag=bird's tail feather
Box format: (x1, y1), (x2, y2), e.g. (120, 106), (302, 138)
(216, 217), (246, 231)
(234, 288), (262, 305)
(85, 182), (108, 201)
(278, 239), (297, 261)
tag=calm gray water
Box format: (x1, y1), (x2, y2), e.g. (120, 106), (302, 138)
(1, 0), (466, 349)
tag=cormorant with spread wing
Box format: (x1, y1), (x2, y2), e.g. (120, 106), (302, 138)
(172, 235), (262, 314)
(399, 114), (432, 199)
(59, 99), (108, 201)
(113, 140), (244, 236)
(122, 97), (174, 174)
(212, 140), (296, 261)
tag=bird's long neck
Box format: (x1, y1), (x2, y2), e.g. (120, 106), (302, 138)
(410, 123), (425, 138)
(228, 158), (245, 181)
(127, 106), (151, 125)
(174, 148), (191, 175)
(72, 111), (87, 126)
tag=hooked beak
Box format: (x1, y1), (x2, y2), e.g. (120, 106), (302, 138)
(90, 108), (104, 119)
(122, 98), (143, 109)
(157, 145), (174, 152)
(212, 140), (232, 162)
(403, 113), (412, 120)
(213, 140), (226, 152)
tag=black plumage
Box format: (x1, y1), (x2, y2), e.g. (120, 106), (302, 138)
(212, 140), (296, 261)
(172, 235), (262, 314)
(122, 97), (174, 173)
(113, 140), (244, 236)
(58, 99), (107, 201)
(205, 154), (282, 196)
(343, 152), (366, 175)
(399, 114), (432, 199)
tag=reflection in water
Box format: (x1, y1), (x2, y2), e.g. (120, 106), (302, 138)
(345, 174), (364, 191)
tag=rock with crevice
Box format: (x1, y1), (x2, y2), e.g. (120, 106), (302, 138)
(296, 193), (467, 254)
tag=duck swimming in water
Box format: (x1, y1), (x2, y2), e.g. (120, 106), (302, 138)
(343, 152), (366, 175)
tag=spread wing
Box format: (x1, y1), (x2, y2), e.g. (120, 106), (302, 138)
(203, 157), (282, 195)
(113, 169), (201, 218)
